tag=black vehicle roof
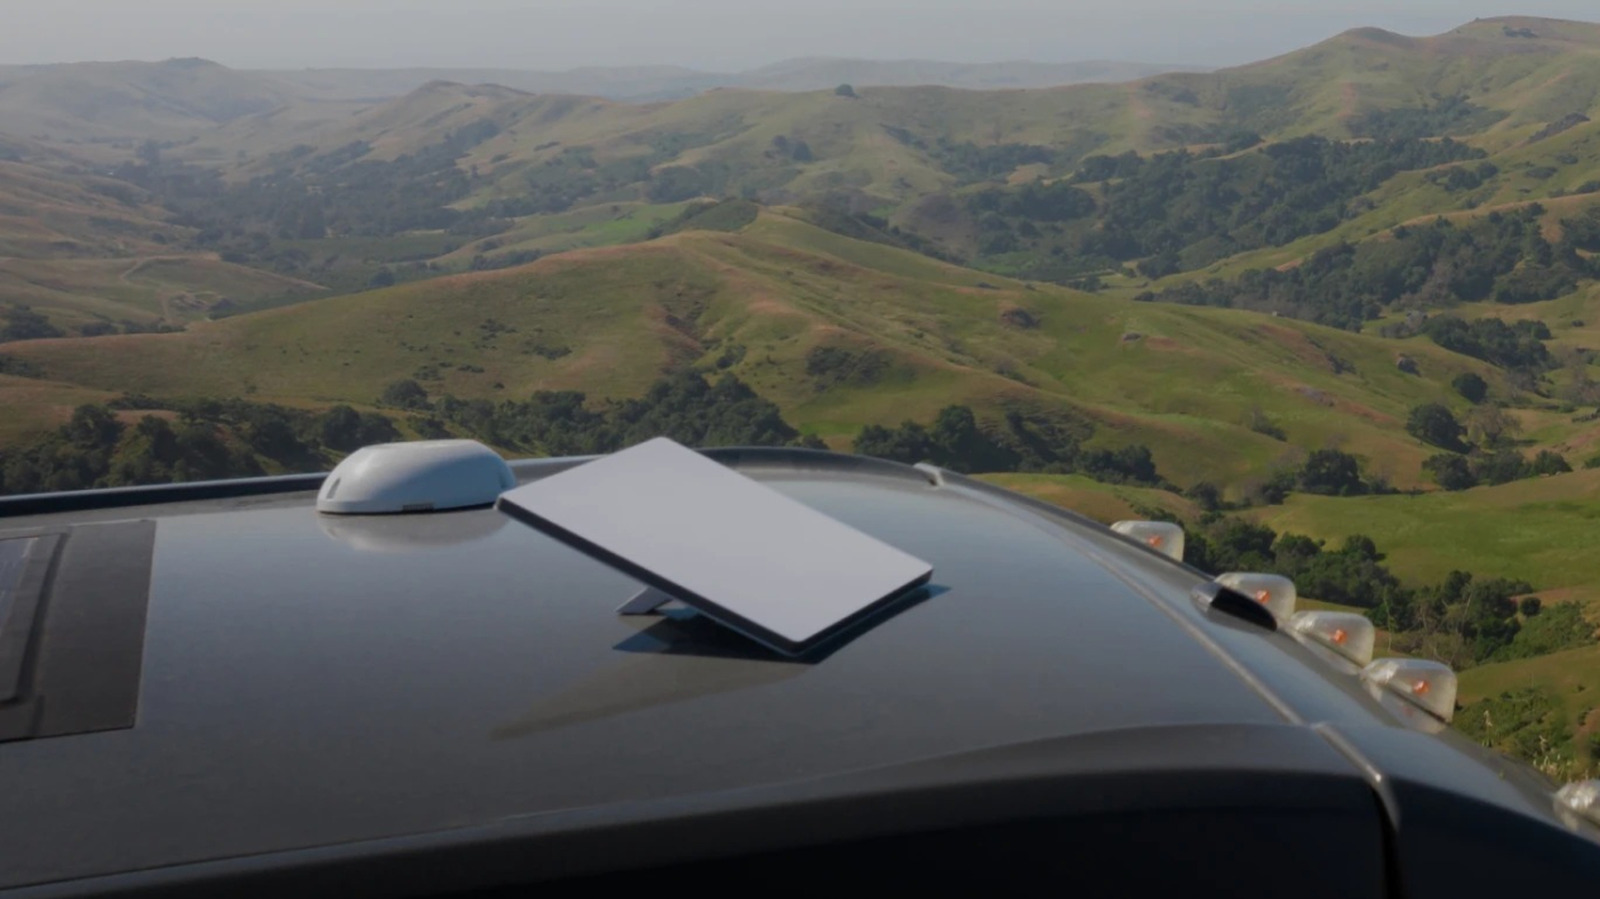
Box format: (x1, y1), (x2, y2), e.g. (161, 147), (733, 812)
(0, 448), (1591, 895)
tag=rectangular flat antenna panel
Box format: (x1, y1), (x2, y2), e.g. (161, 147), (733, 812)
(496, 438), (933, 656)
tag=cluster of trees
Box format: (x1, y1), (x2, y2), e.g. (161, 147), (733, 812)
(1, 305), (63, 342)
(953, 134), (1478, 281)
(768, 135), (815, 163)
(0, 371), (841, 497)
(503, 145), (659, 214)
(968, 181), (1096, 223)
(1186, 517), (1592, 668)
(402, 370), (824, 456)
(106, 121), (754, 289)
(109, 138), (486, 289)
(1420, 317), (1552, 373)
(851, 404), (1166, 486)
(1104, 137), (1482, 273)
(1564, 205), (1600, 252)
(1423, 450), (1571, 491)
(847, 412), (1405, 508)
(0, 399), (400, 496)
(1407, 401), (1572, 490)
(1139, 207), (1597, 329)
(927, 139), (1065, 185)
(0, 353), (42, 377)
(963, 135), (1482, 282)
(1347, 94), (1508, 140)
(1241, 448), (1392, 504)
(1183, 447), (1400, 512)
(125, 130), (479, 243)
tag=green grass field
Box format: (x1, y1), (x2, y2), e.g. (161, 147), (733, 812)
(1249, 470), (1600, 603)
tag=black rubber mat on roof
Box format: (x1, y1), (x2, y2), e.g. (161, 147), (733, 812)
(0, 520), (156, 742)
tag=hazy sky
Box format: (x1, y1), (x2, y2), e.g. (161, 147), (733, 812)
(3, 1), (1596, 71)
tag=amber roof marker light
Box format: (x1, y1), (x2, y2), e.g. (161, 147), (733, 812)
(1289, 611), (1377, 666)
(1362, 658), (1457, 722)
(1111, 520), (1184, 561)
(1216, 572), (1296, 622)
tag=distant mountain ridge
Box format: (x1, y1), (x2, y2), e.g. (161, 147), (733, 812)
(256, 58), (1201, 102)
(0, 58), (295, 143)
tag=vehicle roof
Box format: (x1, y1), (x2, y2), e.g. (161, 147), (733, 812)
(0, 448), (1590, 893)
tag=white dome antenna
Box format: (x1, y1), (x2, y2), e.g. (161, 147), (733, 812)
(317, 440), (515, 515)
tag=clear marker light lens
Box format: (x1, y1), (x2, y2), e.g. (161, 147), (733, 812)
(1111, 521), (1185, 561)
(1556, 781), (1600, 828)
(1362, 658), (1457, 722)
(1289, 611), (1376, 665)
(1217, 573), (1296, 621)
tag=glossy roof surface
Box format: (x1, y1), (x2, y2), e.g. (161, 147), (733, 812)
(0, 449), (1583, 890)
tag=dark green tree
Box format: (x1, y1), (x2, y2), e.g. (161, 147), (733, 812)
(1185, 481), (1223, 512)
(1298, 449), (1367, 496)
(1407, 403), (1468, 451)
(379, 379), (431, 410)
(1471, 450), (1530, 486)
(63, 404), (125, 450)
(1529, 449), (1572, 476)
(1, 305), (65, 342)
(854, 422), (933, 466)
(1423, 453), (1477, 491)
(1452, 371), (1489, 404)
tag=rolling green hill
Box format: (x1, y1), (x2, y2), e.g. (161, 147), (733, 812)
(0, 58), (299, 148)
(256, 58), (1197, 103)
(1249, 469), (1600, 604)
(0, 211), (1506, 491)
(0, 155), (325, 333)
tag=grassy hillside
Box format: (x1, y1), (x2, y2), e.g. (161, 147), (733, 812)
(109, 16), (1600, 316)
(0, 374), (117, 445)
(0, 211), (1507, 491)
(0, 155), (326, 332)
(1456, 644), (1600, 778)
(256, 59), (1198, 103)
(1250, 470), (1600, 605)
(0, 59), (298, 148)
(0, 157), (178, 257)
(6, 18), (1597, 346)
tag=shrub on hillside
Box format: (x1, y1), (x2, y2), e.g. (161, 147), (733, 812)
(1407, 403), (1468, 452)
(1452, 372), (1489, 404)
(1493, 603), (1596, 663)
(1424, 453), (1477, 491)
(0, 398), (404, 497)
(432, 370), (819, 456)
(379, 379), (431, 410)
(1298, 449), (1368, 496)
(1, 305), (64, 342)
